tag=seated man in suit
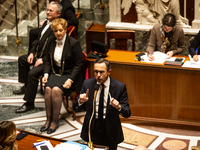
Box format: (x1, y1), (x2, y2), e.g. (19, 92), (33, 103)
(28, 0), (78, 53)
(13, 2), (62, 113)
(73, 58), (131, 150)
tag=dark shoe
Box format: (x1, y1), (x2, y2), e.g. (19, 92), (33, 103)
(15, 103), (35, 113)
(40, 125), (49, 132)
(47, 126), (58, 134)
(13, 86), (25, 95)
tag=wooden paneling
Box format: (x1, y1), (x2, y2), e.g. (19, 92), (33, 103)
(87, 50), (200, 126)
(17, 129), (65, 149)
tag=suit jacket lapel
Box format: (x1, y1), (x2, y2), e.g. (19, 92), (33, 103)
(41, 27), (52, 40)
(50, 40), (56, 67)
(38, 21), (47, 37)
(60, 35), (70, 69)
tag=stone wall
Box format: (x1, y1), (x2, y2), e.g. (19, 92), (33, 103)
(0, 0), (46, 31)
(74, 0), (109, 52)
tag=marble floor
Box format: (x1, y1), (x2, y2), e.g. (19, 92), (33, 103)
(1, 57), (200, 150)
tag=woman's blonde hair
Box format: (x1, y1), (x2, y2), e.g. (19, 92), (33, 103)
(0, 121), (18, 150)
(51, 18), (68, 31)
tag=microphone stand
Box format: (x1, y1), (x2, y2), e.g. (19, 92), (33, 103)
(88, 84), (99, 150)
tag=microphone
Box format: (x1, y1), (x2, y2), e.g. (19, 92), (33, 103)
(88, 83), (99, 149)
(94, 84), (100, 91)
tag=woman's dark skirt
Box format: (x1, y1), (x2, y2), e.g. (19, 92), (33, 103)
(45, 74), (73, 97)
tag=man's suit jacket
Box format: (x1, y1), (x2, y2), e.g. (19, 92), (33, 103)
(60, 0), (78, 27)
(189, 31), (200, 57)
(43, 35), (83, 93)
(29, 21), (54, 62)
(73, 77), (131, 145)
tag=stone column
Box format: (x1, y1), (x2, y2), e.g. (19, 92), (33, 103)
(109, 0), (121, 22)
(192, 0), (200, 29)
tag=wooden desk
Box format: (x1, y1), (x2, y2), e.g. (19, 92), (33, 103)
(17, 129), (107, 150)
(87, 50), (200, 126)
(17, 129), (65, 149)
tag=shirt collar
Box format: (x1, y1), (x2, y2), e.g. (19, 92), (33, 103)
(47, 20), (52, 25)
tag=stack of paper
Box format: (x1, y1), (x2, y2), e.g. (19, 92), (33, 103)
(182, 55), (200, 68)
(54, 141), (87, 150)
(141, 51), (168, 64)
(33, 140), (54, 150)
(54, 141), (107, 150)
(141, 51), (188, 66)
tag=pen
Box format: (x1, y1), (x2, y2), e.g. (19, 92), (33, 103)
(196, 48), (198, 55)
(37, 139), (45, 142)
(32, 142), (45, 147)
(147, 50), (150, 56)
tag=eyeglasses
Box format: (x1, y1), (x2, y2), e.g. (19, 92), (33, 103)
(93, 70), (105, 74)
(46, 9), (54, 13)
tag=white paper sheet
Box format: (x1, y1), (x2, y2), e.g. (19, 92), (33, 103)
(182, 61), (200, 68)
(54, 143), (83, 150)
(189, 55), (200, 64)
(141, 51), (167, 64)
(33, 140), (54, 150)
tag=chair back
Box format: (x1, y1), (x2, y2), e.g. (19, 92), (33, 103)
(107, 30), (135, 51)
(82, 51), (89, 80)
(68, 13), (80, 39)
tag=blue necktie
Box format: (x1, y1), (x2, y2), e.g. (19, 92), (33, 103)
(98, 83), (104, 133)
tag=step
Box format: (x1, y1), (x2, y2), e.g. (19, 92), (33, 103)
(0, 10), (46, 57)
(0, 29), (12, 46)
(27, 11), (47, 33)
(7, 20), (32, 47)
(28, 11), (47, 28)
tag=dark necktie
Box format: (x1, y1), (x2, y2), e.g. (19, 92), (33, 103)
(98, 83), (104, 133)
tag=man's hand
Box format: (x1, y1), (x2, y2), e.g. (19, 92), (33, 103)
(166, 51), (173, 59)
(193, 55), (199, 62)
(63, 79), (72, 89)
(79, 89), (89, 104)
(39, 19), (46, 26)
(42, 74), (48, 84)
(34, 58), (43, 67)
(27, 53), (34, 64)
(111, 98), (121, 111)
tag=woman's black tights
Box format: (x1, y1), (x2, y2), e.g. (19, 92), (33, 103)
(44, 86), (63, 130)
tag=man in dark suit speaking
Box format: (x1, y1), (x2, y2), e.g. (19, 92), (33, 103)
(73, 58), (131, 150)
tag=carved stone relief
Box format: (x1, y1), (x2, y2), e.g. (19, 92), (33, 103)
(121, 0), (191, 28)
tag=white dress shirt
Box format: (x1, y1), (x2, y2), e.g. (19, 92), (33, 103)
(54, 34), (66, 67)
(95, 77), (110, 119)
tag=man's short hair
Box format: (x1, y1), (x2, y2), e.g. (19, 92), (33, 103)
(162, 13), (176, 27)
(50, 1), (62, 13)
(94, 58), (111, 71)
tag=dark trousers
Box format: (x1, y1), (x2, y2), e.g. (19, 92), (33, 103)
(18, 54), (44, 102)
(91, 119), (118, 150)
(29, 28), (40, 52)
